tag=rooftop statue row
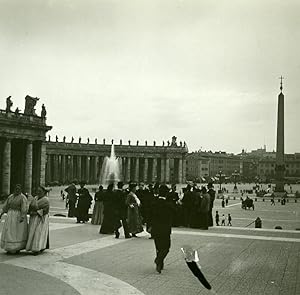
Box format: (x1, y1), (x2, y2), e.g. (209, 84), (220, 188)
(48, 135), (187, 148)
(4, 95), (47, 118)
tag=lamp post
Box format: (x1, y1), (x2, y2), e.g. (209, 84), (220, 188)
(218, 170), (222, 192)
(232, 170), (239, 191)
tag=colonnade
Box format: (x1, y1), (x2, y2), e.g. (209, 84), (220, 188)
(46, 154), (186, 185)
(0, 138), (46, 196)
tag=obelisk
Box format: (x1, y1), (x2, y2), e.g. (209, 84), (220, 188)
(275, 76), (285, 192)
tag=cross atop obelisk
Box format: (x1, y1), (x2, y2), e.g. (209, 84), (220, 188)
(279, 76), (284, 92)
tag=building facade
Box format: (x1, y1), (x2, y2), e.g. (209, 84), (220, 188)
(0, 96), (52, 197)
(186, 151), (240, 181)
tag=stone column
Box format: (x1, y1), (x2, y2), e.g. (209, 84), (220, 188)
(40, 142), (47, 187)
(152, 158), (157, 182)
(182, 158), (186, 183)
(126, 157), (131, 182)
(165, 158), (170, 183)
(77, 156), (82, 181)
(86, 156), (90, 183)
(135, 158), (139, 182)
(24, 141), (33, 194)
(46, 154), (51, 184)
(53, 155), (59, 181)
(61, 155), (66, 184)
(70, 156), (74, 181)
(160, 158), (165, 183)
(178, 158), (183, 184)
(122, 157), (126, 182)
(2, 139), (11, 195)
(143, 158), (148, 182)
(94, 156), (99, 183)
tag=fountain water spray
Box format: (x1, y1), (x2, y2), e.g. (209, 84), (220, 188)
(100, 144), (122, 186)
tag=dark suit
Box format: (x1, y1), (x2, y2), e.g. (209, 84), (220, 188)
(114, 189), (130, 238)
(151, 197), (173, 269)
(207, 188), (215, 227)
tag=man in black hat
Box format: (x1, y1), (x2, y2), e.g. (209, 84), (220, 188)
(151, 184), (174, 273)
(76, 181), (92, 223)
(114, 182), (131, 238)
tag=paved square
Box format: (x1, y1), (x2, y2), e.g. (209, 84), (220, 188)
(0, 187), (299, 294)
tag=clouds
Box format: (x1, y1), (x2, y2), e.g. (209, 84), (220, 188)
(0, 0), (299, 153)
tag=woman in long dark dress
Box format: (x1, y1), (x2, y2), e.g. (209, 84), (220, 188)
(126, 183), (143, 237)
(99, 183), (120, 234)
(91, 185), (104, 225)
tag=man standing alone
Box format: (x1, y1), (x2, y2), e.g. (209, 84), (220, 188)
(207, 183), (215, 227)
(151, 184), (174, 274)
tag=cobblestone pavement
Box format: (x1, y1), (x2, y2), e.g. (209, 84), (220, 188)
(0, 187), (299, 294)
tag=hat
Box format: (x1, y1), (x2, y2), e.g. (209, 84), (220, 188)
(129, 182), (137, 190)
(159, 184), (170, 197)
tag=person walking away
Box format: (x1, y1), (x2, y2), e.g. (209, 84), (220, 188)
(91, 185), (105, 225)
(225, 197), (229, 206)
(190, 187), (202, 228)
(99, 183), (119, 234)
(142, 184), (156, 238)
(151, 185), (174, 273)
(182, 184), (193, 227)
(271, 197), (275, 206)
(26, 186), (50, 255)
(221, 214), (226, 226)
(65, 183), (77, 217)
(0, 184), (28, 254)
(227, 214), (232, 226)
(221, 198), (225, 208)
(215, 211), (220, 226)
(114, 182), (130, 238)
(126, 183), (143, 237)
(136, 183), (147, 224)
(207, 183), (215, 227)
(76, 181), (92, 223)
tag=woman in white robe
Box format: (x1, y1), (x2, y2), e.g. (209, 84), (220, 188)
(26, 186), (50, 255)
(0, 184), (28, 254)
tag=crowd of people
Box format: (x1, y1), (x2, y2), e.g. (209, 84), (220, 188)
(64, 181), (217, 235)
(0, 184), (50, 255)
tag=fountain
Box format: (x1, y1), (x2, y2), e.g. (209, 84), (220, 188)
(100, 144), (122, 186)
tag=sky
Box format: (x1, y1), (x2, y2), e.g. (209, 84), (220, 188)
(0, 0), (299, 154)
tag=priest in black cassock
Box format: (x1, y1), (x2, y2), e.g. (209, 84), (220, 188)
(76, 181), (92, 223)
(151, 184), (174, 273)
